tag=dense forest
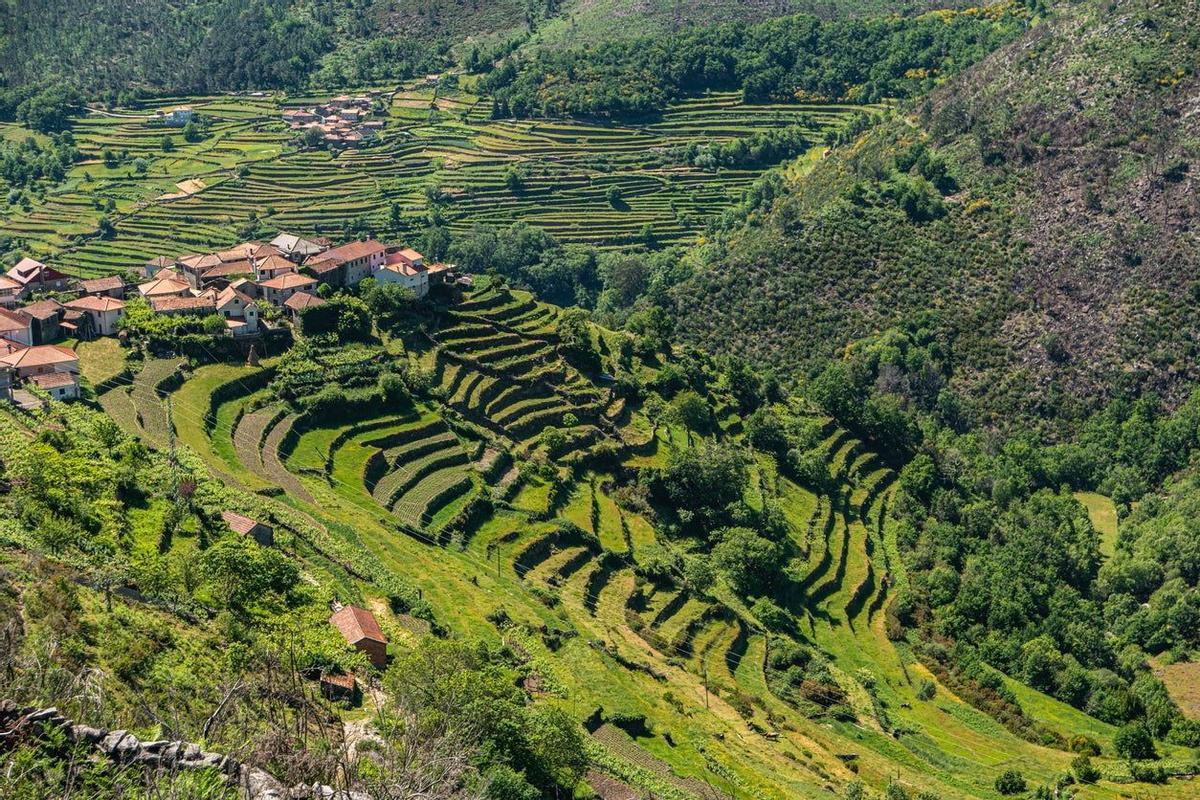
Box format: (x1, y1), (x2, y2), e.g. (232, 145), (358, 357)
(482, 6), (1031, 117)
(0, 0), (1025, 125)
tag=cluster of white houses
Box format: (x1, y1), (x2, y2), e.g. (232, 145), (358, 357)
(0, 233), (455, 405)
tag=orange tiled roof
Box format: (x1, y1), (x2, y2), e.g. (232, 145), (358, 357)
(330, 605), (387, 646)
(322, 240), (385, 263)
(138, 277), (191, 297)
(0, 308), (30, 332)
(0, 344), (77, 369)
(220, 510), (261, 535)
(283, 291), (326, 311)
(28, 371), (77, 389)
(260, 273), (316, 291)
(151, 295), (215, 313)
(66, 295), (125, 312)
(79, 276), (124, 294)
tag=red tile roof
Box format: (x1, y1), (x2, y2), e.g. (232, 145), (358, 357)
(0, 344), (77, 369)
(255, 254), (295, 272)
(260, 273), (317, 291)
(306, 259), (341, 275)
(80, 275), (125, 294)
(28, 371), (77, 389)
(22, 299), (64, 320)
(65, 295), (125, 312)
(217, 242), (264, 262)
(320, 672), (357, 691)
(8, 258), (69, 285)
(178, 253), (223, 271)
(0, 308), (30, 332)
(323, 240), (385, 263)
(151, 295), (215, 313)
(0, 338), (26, 357)
(330, 605), (387, 646)
(201, 260), (255, 280)
(220, 510), (262, 535)
(139, 277), (192, 297)
(216, 286), (255, 308)
(283, 291), (326, 311)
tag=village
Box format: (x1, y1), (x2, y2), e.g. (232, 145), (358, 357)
(0, 233), (461, 407)
(281, 93), (387, 147)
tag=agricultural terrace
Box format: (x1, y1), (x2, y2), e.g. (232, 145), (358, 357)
(72, 280), (1190, 800)
(0, 86), (870, 276)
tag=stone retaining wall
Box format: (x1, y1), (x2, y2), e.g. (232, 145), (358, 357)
(0, 701), (371, 800)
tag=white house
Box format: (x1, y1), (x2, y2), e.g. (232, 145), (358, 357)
(0, 308), (33, 346)
(375, 252), (429, 299)
(64, 295), (125, 337)
(307, 240), (385, 287)
(0, 276), (22, 308)
(215, 286), (259, 335)
(254, 254), (297, 282)
(7, 258), (72, 297)
(0, 344), (80, 401)
(260, 272), (318, 306)
(156, 106), (195, 127)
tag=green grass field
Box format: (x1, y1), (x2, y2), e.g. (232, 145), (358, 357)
(1075, 491), (1119, 557)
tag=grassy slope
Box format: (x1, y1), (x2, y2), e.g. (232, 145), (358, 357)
(114, 302), (1190, 799)
(1074, 491), (1118, 558)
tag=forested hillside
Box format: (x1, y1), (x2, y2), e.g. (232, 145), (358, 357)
(3, 0), (1200, 797)
(482, 6), (1028, 117)
(672, 0), (1200, 430)
(0, 0), (983, 117)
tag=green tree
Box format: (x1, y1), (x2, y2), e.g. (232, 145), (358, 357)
(182, 120), (203, 142)
(673, 390), (712, 433)
(661, 443), (747, 530)
(504, 165), (526, 194)
(521, 706), (588, 789)
(1114, 722), (1156, 760)
(712, 527), (782, 596)
(993, 770), (1025, 795)
(200, 537), (299, 612)
(302, 126), (325, 148)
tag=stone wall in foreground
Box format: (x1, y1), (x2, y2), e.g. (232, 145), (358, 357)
(0, 701), (371, 800)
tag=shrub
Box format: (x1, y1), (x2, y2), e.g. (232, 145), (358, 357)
(916, 679), (936, 701)
(994, 770), (1025, 795)
(1071, 755), (1099, 784)
(1069, 735), (1101, 756)
(1114, 722), (1156, 760)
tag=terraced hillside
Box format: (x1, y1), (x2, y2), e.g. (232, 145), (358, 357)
(72, 282), (1195, 800)
(0, 88), (867, 275)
